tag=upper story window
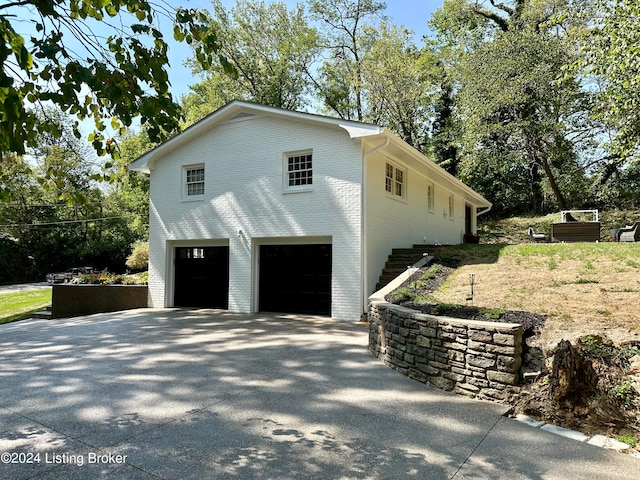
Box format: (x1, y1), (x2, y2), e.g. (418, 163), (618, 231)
(427, 182), (435, 212)
(385, 161), (406, 200)
(448, 194), (455, 220)
(183, 164), (205, 199)
(284, 151), (313, 192)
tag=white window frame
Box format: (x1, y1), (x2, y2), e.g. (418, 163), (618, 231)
(385, 161), (407, 201)
(283, 150), (313, 193)
(183, 164), (205, 201)
(427, 182), (435, 213)
(448, 194), (455, 220)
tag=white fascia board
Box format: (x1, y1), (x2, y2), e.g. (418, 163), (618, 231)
(129, 100), (383, 173)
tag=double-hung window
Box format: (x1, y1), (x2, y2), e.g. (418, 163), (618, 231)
(285, 151), (313, 191)
(184, 165), (205, 199)
(427, 182), (435, 212)
(385, 161), (406, 200)
(448, 194), (455, 220)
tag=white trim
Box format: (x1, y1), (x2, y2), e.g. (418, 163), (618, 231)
(283, 149), (314, 193)
(131, 100), (383, 174)
(251, 236), (332, 313)
(448, 194), (455, 221)
(384, 160), (407, 202)
(165, 239), (230, 307)
(182, 163), (205, 201)
(427, 181), (435, 213)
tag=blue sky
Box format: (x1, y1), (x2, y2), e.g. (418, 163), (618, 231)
(167, 1), (443, 98)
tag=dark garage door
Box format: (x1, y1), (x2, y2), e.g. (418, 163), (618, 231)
(259, 244), (331, 315)
(174, 246), (229, 308)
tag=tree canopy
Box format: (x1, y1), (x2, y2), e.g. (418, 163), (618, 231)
(2, 0), (640, 281)
(0, 0), (229, 161)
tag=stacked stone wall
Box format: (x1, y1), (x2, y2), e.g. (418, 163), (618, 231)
(368, 301), (523, 402)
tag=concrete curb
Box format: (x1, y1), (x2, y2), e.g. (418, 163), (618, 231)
(514, 414), (640, 457)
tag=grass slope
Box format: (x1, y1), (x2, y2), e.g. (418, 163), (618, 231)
(434, 213), (640, 348)
(0, 289), (52, 325)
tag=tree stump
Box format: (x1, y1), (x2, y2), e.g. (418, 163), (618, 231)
(550, 340), (598, 407)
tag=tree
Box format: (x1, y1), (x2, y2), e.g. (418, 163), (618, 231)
(360, 24), (433, 151)
(429, 0), (595, 213)
(581, 0), (640, 159)
(185, 0), (320, 116)
(459, 28), (587, 211)
(0, 0), (228, 164)
(310, 0), (386, 120)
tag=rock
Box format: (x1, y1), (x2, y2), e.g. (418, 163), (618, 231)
(628, 354), (640, 374)
(587, 434), (633, 451)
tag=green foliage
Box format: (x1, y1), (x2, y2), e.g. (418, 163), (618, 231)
(125, 240), (149, 271)
(310, 0), (387, 120)
(0, 237), (34, 284)
(72, 270), (148, 285)
(0, 113), (150, 282)
(360, 23), (433, 150)
(579, 335), (638, 367)
(608, 379), (637, 408)
(0, 0), (228, 175)
(479, 306), (506, 320)
(616, 433), (638, 448)
(184, 0), (320, 119)
(579, 0), (640, 159)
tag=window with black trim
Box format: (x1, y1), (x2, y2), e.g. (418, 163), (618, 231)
(385, 162), (406, 200)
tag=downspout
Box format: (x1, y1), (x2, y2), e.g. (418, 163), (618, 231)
(477, 205), (492, 217)
(475, 205), (492, 234)
(361, 135), (390, 317)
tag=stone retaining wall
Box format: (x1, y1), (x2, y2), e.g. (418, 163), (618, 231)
(368, 301), (523, 402)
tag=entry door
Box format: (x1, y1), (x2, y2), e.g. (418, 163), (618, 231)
(465, 205), (472, 233)
(174, 246), (229, 308)
(259, 244), (331, 315)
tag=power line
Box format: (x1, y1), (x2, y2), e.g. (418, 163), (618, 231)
(0, 215), (140, 228)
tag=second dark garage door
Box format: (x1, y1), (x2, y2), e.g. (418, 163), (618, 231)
(259, 244), (332, 315)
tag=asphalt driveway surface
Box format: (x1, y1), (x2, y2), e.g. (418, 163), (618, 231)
(0, 309), (638, 479)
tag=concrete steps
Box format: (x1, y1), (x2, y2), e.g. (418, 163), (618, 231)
(32, 306), (52, 319)
(375, 246), (431, 292)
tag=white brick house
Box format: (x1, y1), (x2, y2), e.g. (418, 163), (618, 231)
(131, 101), (491, 320)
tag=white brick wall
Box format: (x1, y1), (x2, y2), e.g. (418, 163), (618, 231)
(364, 148), (468, 299)
(147, 114), (363, 320)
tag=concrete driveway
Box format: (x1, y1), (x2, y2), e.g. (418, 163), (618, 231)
(0, 309), (638, 479)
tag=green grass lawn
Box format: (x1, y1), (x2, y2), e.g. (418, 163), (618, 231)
(0, 288), (52, 325)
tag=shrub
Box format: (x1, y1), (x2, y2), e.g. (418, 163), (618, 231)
(126, 241), (149, 271)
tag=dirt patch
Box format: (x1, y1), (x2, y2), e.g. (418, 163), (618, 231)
(385, 259), (640, 448)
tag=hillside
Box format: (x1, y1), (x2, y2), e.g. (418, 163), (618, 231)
(387, 213), (640, 445)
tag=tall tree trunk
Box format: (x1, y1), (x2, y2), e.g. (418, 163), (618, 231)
(527, 137), (568, 210)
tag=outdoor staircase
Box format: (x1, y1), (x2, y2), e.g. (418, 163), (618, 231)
(375, 246), (431, 292)
(32, 305), (52, 319)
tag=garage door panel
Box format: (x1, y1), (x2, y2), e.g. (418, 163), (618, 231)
(259, 244), (331, 315)
(174, 246), (229, 308)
